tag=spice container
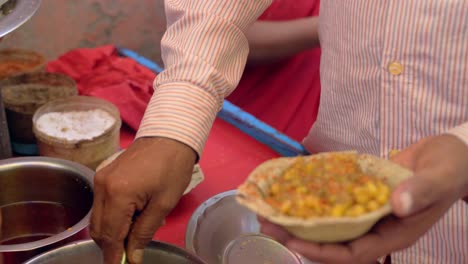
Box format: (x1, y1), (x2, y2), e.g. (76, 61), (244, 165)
(0, 49), (45, 80)
(32, 96), (122, 170)
(0, 72), (77, 154)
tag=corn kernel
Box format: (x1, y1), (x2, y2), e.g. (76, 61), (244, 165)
(376, 193), (388, 205)
(340, 197), (353, 208)
(345, 205), (366, 217)
(366, 182), (378, 197)
(366, 200), (380, 211)
(352, 187), (369, 203)
(355, 205), (366, 215)
(331, 205), (346, 217)
(280, 201), (292, 213)
(355, 193), (370, 204)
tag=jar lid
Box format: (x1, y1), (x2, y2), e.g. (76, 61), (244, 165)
(0, 49), (45, 80)
(0, 72), (77, 113)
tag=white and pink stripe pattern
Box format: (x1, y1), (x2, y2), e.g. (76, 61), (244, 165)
(305, 1), (467, 263)
(136, 0), (273, 155)
(136, 0), (467, 263)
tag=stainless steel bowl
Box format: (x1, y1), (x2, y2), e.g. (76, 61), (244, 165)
(24, 239), (207, 264)
(185, 190), (259, 264)
(0, 0), (42, 38)
(185, 190), (316, 264)
(0, 157), (94, 264)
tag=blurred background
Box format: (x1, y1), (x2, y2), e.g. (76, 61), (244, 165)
(0, 0), (166, 65)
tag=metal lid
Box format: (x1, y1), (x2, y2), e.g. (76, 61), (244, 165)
(222, 234), (303, 264)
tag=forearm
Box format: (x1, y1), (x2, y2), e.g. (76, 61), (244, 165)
(136, 0), (273, 157)
(246, 17), (319, 64)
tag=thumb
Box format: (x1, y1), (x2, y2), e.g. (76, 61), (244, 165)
(391, 169), (450, 217)
(126, 201), (167, 264)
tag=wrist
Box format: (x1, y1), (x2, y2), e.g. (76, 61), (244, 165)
(441, 135), (468, 199)
(134, 136), (197, 163)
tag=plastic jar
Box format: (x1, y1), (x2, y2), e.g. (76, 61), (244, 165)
(0, 49), (46, 80)
(0, 72), (77, 154)
(32, 96), (122, 170)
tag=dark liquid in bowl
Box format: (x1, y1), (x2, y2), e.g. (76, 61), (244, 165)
(0, 201), (78, 245)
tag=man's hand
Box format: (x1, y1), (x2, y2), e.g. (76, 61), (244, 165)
(90, 137), (196, 264)
(260, 135), (468, 264)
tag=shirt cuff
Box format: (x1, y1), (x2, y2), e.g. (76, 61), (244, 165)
(135, 82), (219, 158)
(446, 122), (468, 147)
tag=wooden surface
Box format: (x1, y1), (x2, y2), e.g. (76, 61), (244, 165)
(0, 90), (12, 159)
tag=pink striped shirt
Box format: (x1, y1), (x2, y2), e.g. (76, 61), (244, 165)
(304, 2), (467, 263)
(136, 0), (468, 263)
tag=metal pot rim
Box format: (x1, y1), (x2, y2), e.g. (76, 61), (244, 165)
(0, 156), (94, 252)
(0, 0), (42, 39)
(23, 239), (208, 264)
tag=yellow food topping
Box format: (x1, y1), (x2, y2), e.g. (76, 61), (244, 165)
(265, 154), (391, 218)
(345, 205), (366, 217)
(366, 200), (380, 212)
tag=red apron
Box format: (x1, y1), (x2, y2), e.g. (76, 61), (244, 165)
(226, 0), (321, 142)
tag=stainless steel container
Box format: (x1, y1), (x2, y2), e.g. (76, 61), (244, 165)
(185, 190), (316, 264)
(0, 157), (94, 264)
(223, 234), (303, 264)
(24, 239), (207, 264)
(0, 0), (42, 38)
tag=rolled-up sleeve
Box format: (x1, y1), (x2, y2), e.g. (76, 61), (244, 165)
(447, 122), (468, 147)
(135, 0), (272, 156)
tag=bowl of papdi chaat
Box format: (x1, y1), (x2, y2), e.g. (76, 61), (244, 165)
(236, 151), (413, 243)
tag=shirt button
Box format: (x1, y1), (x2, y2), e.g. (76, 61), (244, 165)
(388, 61), (403, 75)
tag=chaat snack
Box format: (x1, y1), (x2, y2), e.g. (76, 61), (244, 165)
(236, 151), (413, 242)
